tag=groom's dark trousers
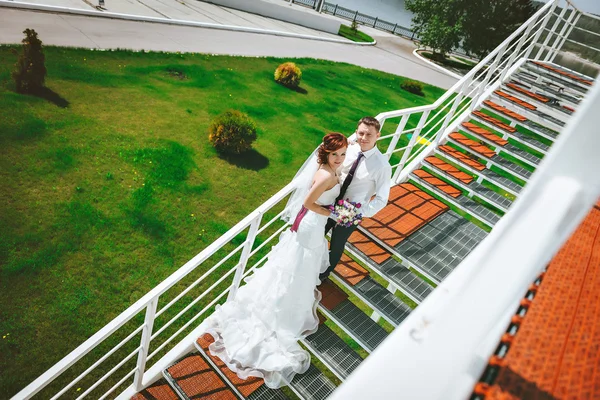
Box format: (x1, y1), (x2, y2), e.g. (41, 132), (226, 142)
(320, 218), (358, 281)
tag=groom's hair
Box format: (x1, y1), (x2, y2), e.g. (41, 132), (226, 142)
(357, 116), (381, 132)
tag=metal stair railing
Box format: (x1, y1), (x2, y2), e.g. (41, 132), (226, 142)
(13, 0), (583, 398)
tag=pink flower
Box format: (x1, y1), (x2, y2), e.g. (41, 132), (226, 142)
(338, 200), (344, 205)
(356, 203), (362, 208)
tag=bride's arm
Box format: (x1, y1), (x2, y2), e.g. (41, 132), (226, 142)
(303, 170), (334, 217)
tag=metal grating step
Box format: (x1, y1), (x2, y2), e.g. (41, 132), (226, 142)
(131, 378), (179, 400)
(490, 154), (532, 180)
(289, 363), (336, 400)
(422, 157), (513, 211)
(249, 385), (290, 400)
(503, 84), (572, 120)
(471, 112), (551, 153)
(435, 148), (522, 197)
(345, 238), (433, 304)
(503, 143), (541, 166)
(491, 92), (566, 128)
(320, 299), (388, 352)
(523, 62), (591, 93)
(410, 172), (501, 227)
(303, 323), (363, 380)
(526, 61), (594, 89)
(518, 66), (588, 98)
(392, 211), (488, 283)
(446, 136), (531, 182)
(512, 72), (582, 105)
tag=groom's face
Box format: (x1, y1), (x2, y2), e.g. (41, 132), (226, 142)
(356, 123), (380, 152)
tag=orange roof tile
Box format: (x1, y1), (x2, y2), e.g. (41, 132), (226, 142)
(166, 354), (237, 400)
(336, 254), (370, 285)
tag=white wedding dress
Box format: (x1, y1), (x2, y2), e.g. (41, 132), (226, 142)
(203, 183), (340, 389)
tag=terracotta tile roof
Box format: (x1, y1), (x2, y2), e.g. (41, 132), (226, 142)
(472, 111), (517, 134)
(462, 122), (509, 146)
(197, 334), (265, 397)
(483, 100), (528, 122)
(449, 132), (497, 158)
(473, 202), (600, 400)
(495, 90), (538, 111)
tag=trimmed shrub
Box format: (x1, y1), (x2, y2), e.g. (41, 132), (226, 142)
(274, 62), (302, 88)
(208, 110), (257, 154)
(401, 79), (425, 96)
(13, 29), (47, 93)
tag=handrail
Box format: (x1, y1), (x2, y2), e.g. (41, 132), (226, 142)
(15, 0), (586, 397)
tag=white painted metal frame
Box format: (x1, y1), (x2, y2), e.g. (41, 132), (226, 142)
(15, 0), (593, 398)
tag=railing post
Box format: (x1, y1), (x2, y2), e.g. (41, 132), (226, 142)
(535, 2), (567, 60)
(373, 17), (378, 28)
(333, 4), (337, 16)
(499, 22), (536, 82)
(436, 77), (472, 145)
(470, 44), (507, 110)
(548, 11), (580, 62)
(227, 214), (263, 301)
(524, 0), (558, 60)
(544, 7), (578, 61)
(133, 297), (158, 391)
(393, 110), (430, 183)
(392, 23), (397, 34)
(385, 114), (409, 160)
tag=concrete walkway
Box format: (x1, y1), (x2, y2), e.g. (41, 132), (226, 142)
(0, 6), (458, 89)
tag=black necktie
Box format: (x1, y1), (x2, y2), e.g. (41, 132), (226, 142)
(336, 152), (364, 202)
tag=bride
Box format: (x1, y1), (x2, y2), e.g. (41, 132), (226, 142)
(202, 133), (348, 388)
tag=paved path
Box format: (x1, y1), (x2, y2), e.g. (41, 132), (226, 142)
(0, 7), (458, 89)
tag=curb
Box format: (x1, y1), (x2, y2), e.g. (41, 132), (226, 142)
(412, 48), (462, 80)
(0, 0), (376, 46)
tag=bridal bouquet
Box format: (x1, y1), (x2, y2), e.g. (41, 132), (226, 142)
(328, 199), (363, 227)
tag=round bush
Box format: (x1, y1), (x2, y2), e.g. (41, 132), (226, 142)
(274, 62), (302, 88)
(401, 79), (425, 96)
(208, 110), (257, 154)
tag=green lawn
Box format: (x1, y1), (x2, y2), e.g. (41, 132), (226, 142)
(0, 45), (445, 397)
(338, 25), (375, 43)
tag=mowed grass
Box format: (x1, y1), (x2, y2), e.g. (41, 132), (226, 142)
(0, 45), (444, 396)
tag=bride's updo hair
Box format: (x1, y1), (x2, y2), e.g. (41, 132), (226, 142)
(317, 133), (348, 165)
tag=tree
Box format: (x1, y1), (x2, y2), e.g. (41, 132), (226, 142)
(405, 0), (465, 58)
(462, 0), (536, 60)
(12, 28), (47, 93)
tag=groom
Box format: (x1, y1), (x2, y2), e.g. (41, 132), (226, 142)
(319, 116), (392, 282)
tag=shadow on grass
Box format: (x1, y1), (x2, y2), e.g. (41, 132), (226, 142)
(277, 82), (308, 95)
(218, 149), (270, 171)
(30, 86), (70, 108)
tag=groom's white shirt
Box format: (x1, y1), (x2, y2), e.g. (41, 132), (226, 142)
(339, 143), (392, 218)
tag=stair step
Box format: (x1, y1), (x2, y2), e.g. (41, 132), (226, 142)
(334, 254), (413, 326)
(448, 133), (532, 181)
(318, 281), (388, 353)
(303, 322), (363, 380)
(424, 156), (474, 184)
(410, 169), (501, 227)
(346, 229), (434, 303)
(289, 363), (336, 400)
(481, 101), (558, 142)
(359, 211), (487, 284)
(164, 354), (239, 400)
(360, 183), (449, 248)
(422, 157), (513, 211)
(436, 146), (522, 196)
(520, 64), (589, 95)
(131, 378), (179, 400)
(503, 84), (572, 122)
(512, 72), (582, 105)
(460, 121), (543, 168)
(492, 91), (565, 129)
(195, 334), (281, 399)
(528, 60), (594, 88)
(473, 107), (552, 152)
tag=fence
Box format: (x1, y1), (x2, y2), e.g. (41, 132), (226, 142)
(287, 0), (419, 41)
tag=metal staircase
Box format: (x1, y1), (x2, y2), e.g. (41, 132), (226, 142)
(12, 0), (599, 399)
